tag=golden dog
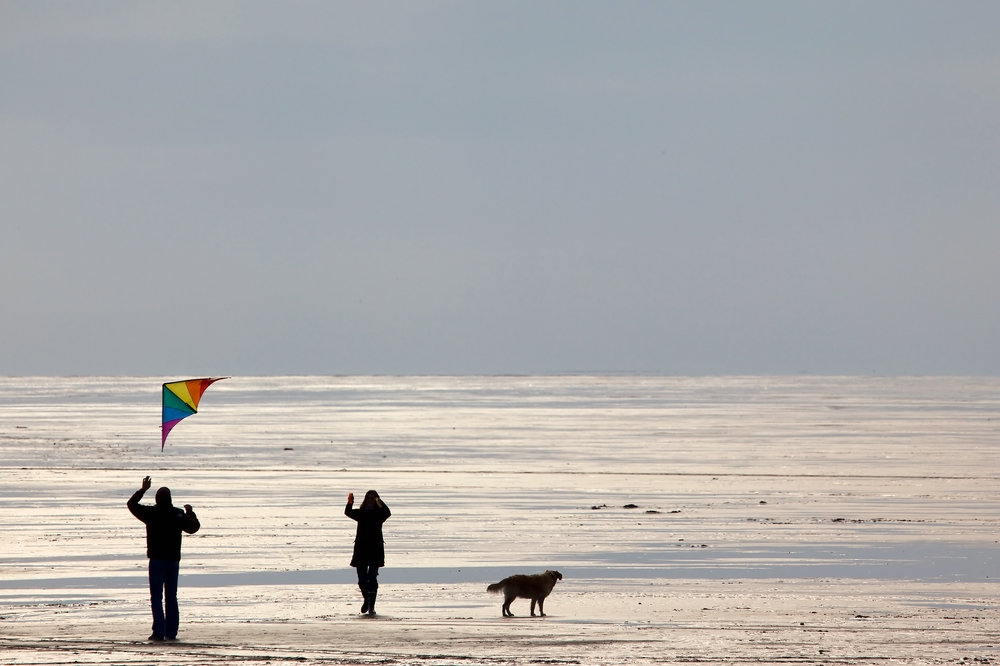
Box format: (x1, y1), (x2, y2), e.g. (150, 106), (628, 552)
(486, 570), (562, 617)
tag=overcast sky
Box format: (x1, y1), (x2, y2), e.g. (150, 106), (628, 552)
(1, 1), (998, 376)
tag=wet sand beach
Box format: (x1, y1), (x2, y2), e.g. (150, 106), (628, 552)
(2, 376), (999, 664)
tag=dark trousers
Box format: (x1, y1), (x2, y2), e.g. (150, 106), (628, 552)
(356, 565), (379, 596)
(148, 558), (180, 639)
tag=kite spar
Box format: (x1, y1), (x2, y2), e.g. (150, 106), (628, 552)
(161, 377), (228, 451)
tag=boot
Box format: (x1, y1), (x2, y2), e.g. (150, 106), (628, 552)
(360, 593), (369, 614)
(367, 591), (377, 616)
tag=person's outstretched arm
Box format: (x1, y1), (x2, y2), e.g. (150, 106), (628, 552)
(181, 504), (200, 534)
(345, 492), (360, 521)
(127, 476), (152, 521)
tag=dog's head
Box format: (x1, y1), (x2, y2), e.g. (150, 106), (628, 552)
(546, 570), (563, 583)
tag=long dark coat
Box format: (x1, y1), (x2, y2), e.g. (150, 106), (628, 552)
(345, 500), (391, 567)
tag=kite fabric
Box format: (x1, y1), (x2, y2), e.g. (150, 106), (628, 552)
(161, 377), (227, 450)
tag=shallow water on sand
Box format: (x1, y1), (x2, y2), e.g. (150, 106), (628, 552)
(2, 376), (1000, 664)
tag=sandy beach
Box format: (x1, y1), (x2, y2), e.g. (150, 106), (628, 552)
(2, 376), (1000, 664)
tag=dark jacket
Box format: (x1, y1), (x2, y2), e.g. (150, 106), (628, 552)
(128, 489), (200, 561)
(345, 500), (391, 567)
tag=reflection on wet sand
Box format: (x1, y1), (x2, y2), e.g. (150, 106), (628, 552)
(1, 376), (999, 663)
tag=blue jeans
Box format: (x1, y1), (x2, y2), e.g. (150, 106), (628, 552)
(148, 559), (180, 639)
(356, 565), (379, 596)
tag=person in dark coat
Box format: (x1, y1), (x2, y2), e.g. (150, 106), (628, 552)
(345, 490), (391, 615)
(127, 476), (200, 641)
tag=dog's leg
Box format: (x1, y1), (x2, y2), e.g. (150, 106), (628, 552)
(538, 597), (545, 616)
(530, 598), (537, 616)
(503, 594), (515, 617)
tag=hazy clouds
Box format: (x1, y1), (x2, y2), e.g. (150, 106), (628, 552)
(2, 1), (998, 375)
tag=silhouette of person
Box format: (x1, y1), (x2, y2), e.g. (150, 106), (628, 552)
(345, 490), (391, 615)
(127, 476), (200, 641)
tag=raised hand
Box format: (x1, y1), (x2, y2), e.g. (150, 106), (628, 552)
(141, 476), (152, 491)
(348, 492), (354, 504)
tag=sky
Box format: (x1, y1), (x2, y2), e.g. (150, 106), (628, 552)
(1, 1), (998, 376)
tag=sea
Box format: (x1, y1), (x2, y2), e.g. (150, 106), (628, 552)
(3, 374), (999, 581)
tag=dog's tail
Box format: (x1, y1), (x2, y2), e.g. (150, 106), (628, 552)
(486, 579), (508, 594)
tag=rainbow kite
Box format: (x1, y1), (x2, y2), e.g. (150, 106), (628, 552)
(161, 378), (227, 451)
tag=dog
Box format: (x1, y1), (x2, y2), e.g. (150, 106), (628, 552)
(486, 570), (562, 617)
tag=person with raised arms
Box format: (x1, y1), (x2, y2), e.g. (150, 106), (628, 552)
(344, 490), (391, 615)
(127, 476), (200, 641)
